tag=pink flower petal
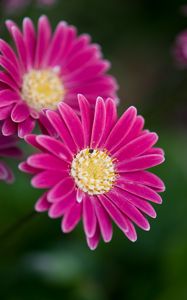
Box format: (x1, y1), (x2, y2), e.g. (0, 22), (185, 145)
(2, 118), (16, 136)
(104, 106), (137, 152)
(117, 154), (165, 172)
(35, 192), (51, 212)
(61, 202), (82, 233)
(35, 15), (52, 68)
(19, 161), (38, 174)
(23, 17), (36, 68)
(0, 89), (20, 107)
(18, 117), (35, 138)
(58, 102), (84, 150)
(31, 170), (66, 188)
(47, 177), (75, 202)
(48, 190), (76, 218)
(98, 195), (129, 233)
(11, 102), (30, 123)
(94, 198), (113, 242)
(27, 153), (68, 171)
(114, 132), (158, 160)
(78, 94), (93, 147)
(83, 195), (97, 238)
(86, 225), (100, 250)
(0, 105), (13, 120)
(116, 181), (162, 204)
(46, 110), (77, 154)
(119, 171), (165, 192)
(36, 135), (72, 162)
(107, 189), (150, 230)
(90, 97), (106, 148)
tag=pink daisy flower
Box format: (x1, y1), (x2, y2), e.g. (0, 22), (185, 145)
(0, 124), (22, 183)
(173, 29), (187, 68)
(0, 16), (118, 138)
(3, 0), (56, 15)
(19, 95), (165, 250)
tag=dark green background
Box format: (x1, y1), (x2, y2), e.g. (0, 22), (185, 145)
(0, 0), (187, 299)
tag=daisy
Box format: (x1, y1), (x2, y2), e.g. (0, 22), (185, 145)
(0, 16), (118, 138)
(19, 95), (165, 250)
(173, 29), (187, 68)
(0, 124), (22, 183)
(3, 0), (56, 15)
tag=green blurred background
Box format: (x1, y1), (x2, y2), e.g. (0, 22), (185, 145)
(0, 0), (187, 299)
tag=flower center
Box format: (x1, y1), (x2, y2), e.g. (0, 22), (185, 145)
(71, 148), (116, 195)
(21, 68), (65, 111)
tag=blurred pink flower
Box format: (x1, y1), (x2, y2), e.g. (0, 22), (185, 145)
(20, 95), (165, 250)
(3, 0), (56, 14)
(0, 125), (22, 183)
(0, 16), (118, 138)
(173, 29), (187, 68)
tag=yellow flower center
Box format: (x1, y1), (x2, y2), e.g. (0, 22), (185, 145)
(71, 148), (116, 195)
(21, 68), (65, 111)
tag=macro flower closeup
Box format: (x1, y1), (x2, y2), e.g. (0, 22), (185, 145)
(20, 94), (165, 250)
(0, 15), (118, 138)
(0, 125), (22, 183)
(173, 29), (187, 68)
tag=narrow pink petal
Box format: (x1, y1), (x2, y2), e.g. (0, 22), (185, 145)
(36, 135), (72, 162)
(90, 97), (106, 148)
(104, 106), (137, 152)
(0, 146), (22, 158)
(35, 15), (52, 68)
(0, 162), (14, 183)
(122, 115), (145, 145)
(117, 154), (165, 172)
(98, 97), (117, 147)
(48, 190), (76, 218)
(107, 189), (150, 230)
(63, 34), (91, 66)
(61, 202), (82, 233)
(19, 161), (38, 174)
(27, 153), (68, 171)
(46, 110), (77, 154)
(31, 170), (66, 188)
(11, 102), (30, 123)
(116, 181), (162, 204)
(98, 195), (129, 233)
(24, 134), (44, 151)
(58, 26), (77, 64)
(145, 147), (165, 156)
(0, 71), (18, 91)
(78, 94), (93, 147)
(58, 102), (84, 150)
(23, 17), (36, 67)
(35, 192), (51, 212)
(0, 55), (21, 84)
(2, 118), (16, 136)
(18, 117), (35, 138)
(47, 177), (75, 202)
(119, 171), (165, 192)
(94, 198), (113, 242)
(45, 21), (67, 66)
(0, 105), (13, 120)
(0, 39), (19, 70)
(11, 26), (28, 71)
(0, 90), (20, 107)
(38, 111), (58, 137)
(124, 218), (137, 242)
(114, 133), (158, 160)
(86, 225), (100, 250)
(83, 195), (97, 238)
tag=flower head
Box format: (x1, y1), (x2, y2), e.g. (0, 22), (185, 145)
(0, 16), (118, 138)
(19, 95), (165, 250)
(173, 29), (187, 68)
(0, 125), (22, 183)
